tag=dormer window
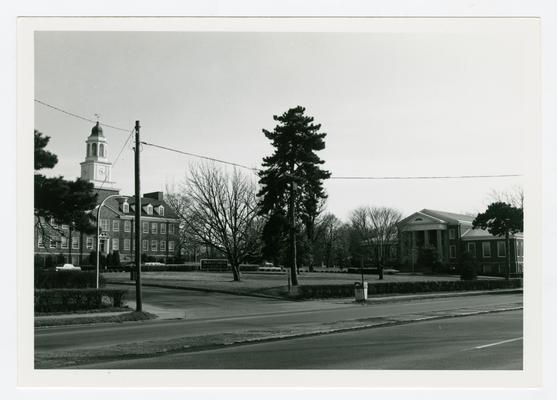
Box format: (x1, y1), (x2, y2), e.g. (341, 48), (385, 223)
(157, 205), (165, 216)
(145, 204), (153, 215)
(122, 201), (129, 214)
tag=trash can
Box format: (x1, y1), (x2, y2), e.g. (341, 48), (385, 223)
(354, 281), (368, 301)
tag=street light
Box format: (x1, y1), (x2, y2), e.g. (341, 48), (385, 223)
(95, 194), (126, 289)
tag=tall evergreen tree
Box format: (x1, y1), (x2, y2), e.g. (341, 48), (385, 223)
(257, 106), (331, 285)
(34, 130), (97, 262)
(473, 202), (523, 280)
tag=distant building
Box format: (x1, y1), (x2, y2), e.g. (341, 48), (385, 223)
(34, 122), (180, 267)
(398, 209), (523, 275)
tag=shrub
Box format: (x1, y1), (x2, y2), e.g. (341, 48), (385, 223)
(34, 270), (106, 289)
(294, 279), (522, 299)
(45, 255), (54, 269)
(34, 288), (127, 313)
(460, 251), (478, 280)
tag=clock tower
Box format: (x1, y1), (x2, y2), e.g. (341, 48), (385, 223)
(80, 122), (118, 191)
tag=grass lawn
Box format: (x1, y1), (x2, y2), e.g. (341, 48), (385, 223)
(103, 270), (467, 298)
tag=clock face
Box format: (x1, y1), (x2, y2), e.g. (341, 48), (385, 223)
(98, 166), (106, 177)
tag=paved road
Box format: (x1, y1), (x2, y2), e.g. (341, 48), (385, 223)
(82, 310), (523, 369)
(35, 290), (522, 353)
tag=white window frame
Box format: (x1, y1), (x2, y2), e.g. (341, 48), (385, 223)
(72, 237), (79, 250)
(124, 220), (131, 233)
(122, 202), (129, 213)
(61, 236), (68, 249)
(112, 238), (119, 251)
(482, 242), (492, 258)
(168, 240), (175, 251)
(124, 239), (130, 251)
(449, 229), (456, 240)
(158, 205), (164, 216)
(169, 224), (175, 234)
(50, 238), (57, 249)
(160, 223), (166, 234)
(61, 224), (69, 230)
(449, 245), (456, 259)
(86, 236), (94, 250)
(142, 240), (148, 252)
(160, 240), (166, 252)
(497, 241), (506, 258)
(113, 220), (120, 232)
(146, 204), (153, 215)
(143, 222), (149, 233)
(151, 240), (158, 252)
(100, 219), (109, 232)
(151, 222), (158, 234)
(467, 242), (476, 257)
(38, 235), (44, 248)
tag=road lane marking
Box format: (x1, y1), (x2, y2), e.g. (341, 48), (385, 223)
(472, 337), (523, 350)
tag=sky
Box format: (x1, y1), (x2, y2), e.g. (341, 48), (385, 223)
(34, 26), (533, 220)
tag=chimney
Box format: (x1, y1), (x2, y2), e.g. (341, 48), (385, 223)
(144, 191), (164, 201)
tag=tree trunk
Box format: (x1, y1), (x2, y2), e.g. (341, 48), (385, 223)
(68, 226), (73, 264)
(505, 231), (511, 280)
(289, 182), (299, 286)
(231, 262), (241, 282)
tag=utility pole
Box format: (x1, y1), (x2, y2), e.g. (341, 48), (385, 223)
(134, 120), (143, 312)
(289, 180), (298, 286)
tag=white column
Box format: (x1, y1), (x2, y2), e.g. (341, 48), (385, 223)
(436, 230), (443, 261)
(424, 230), (429, 247)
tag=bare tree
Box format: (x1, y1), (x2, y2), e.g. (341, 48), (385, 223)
(367, 206), (403, 266)
(167, 163), (261, 281)
(488, 185), (524, 209)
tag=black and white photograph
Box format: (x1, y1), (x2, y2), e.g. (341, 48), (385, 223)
(14, 14), (547, 390)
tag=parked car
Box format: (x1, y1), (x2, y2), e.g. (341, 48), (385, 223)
(55, 263), (82, 271)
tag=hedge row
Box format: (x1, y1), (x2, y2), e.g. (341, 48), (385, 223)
(35, 270), (105, 289)
(34, 289), (127, 313)
(293, 279), (523, 299)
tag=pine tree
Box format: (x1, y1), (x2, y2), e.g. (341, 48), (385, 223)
(34, 130), (97, 257)
(257, 106), (331, 285)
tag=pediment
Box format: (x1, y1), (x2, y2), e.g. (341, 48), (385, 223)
(399, 211), (446, 227)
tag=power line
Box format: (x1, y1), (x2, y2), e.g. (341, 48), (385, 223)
(35, 99), (130, 133)
(140, 141), (259, 172)
(95, 127), (135, 193)
(35, 98), (523, 181)
(141, 140), (521, 180)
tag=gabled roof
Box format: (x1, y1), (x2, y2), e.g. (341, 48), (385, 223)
(461, 228), (523, 241)
(420, 209), (475, 225)
(100, 195), (179, 220)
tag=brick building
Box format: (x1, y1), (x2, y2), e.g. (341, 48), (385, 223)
(398, 209), (523, 275)
(34, 122), (180, 266)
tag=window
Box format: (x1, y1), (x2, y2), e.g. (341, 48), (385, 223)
(61, 236), (68, 249)
(50, 218), (58, 228)
(132, 239), (135, 251)
(38, 235), (44, 248)
(87, 143), (90, 157)
(124, 239), (130, 251)
(122, 202), (129, 213)
(92, 143), (97, 156)
(497, 242), (506, 258)
(160, 223), (166, 234)
(143, 222), (149, 233)
(169, 224), (175, 234)
(112, 238), (119, 251)
(467, 242), (476, 257)
(99, 143), (105, 157)
(142, 240), (148, 251)
(113, 220), (120, 232)
(168, 241), (175, 251)
(61, 224), (69, 230)
(151, 240), (158, 252)
(146, 204), (153, 215)
(482, 242), (492, 258)
(517, 240), (523, 257)
(160, 240), (166, 252)
(100, 219), (109, 232)
(449, 229), (456, 240)
(157, 205), (164, 216)
(151, 222), (157, 234)
(449, 245), (456, 259)
(72, 237), (79, 250)
(124, 220), (131, 232)
(86, 236), (94, 250)
(50, 238), (57, 249)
